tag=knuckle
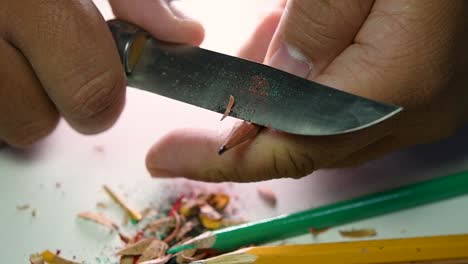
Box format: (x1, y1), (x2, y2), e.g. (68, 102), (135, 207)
(7, 117), (58, 148)
(286, 0), (366, 50)
(269, 147), (315, 179)
(202, 168), (239, 182)
(67, 69), (124, 121)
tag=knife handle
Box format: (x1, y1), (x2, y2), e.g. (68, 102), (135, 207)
(107, 19), (149, 74)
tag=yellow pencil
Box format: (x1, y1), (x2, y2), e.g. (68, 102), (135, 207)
(191, 234), (468, 264)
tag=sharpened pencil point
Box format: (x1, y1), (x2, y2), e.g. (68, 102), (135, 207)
(217, 121), (262, 155)
(218, 145), (227, 155)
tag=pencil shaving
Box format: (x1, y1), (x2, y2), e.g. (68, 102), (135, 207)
(309, 227), (330, 237)
(32, 190), (235, 263)
(117, 238), (155, 256)
(137, 255), (171, 264)
(103, 185), (142, 221)
(77, 211), (118, 230)
(257, 186), (277, 207)
(200, 204), (222, 221)
(176, 220), (197, 241)
(123, 214), (130, 226)
(140, 208), (157, 220)
(145, 216), (176, 233)
(220, 95), (235, 121)
(199, 204), (223, 230)
(119, 256), (134, 264)
(137, 240), (168, 263)
(339, 228), (377, 238)
(96, 202), (108, 209)
(29, 253), (44, 264)
(17, 204), (30, 211)
(39, 250), (80, 264)
(208, 193), (230, 211)
(175, 249), (196, 264)
(119, 232), (131, 244)
(164, 211), (182, 243)
(179, 199), (200, 217)
(176, 249), (207, 264)
(31, 208), (38, 218)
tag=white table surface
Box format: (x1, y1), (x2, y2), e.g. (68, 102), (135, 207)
(1, 1), (468, 263)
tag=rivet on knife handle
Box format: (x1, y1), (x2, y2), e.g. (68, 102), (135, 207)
(107, 19), (403, 136)
(107, 19), (148, 74)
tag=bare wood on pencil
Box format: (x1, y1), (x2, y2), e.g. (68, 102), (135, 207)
(218, 121), (262, 155)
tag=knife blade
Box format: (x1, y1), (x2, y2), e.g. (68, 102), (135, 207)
(107, 19), (402, 136)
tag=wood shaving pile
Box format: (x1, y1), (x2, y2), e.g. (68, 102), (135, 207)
(30, 188), (242, 264)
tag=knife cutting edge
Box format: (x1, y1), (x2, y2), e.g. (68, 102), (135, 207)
(107, 19), (402, 136)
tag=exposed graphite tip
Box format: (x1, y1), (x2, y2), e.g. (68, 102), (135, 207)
(218, 146), (227, 155)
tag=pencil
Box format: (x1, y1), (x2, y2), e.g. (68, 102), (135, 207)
(191, 234), (468, 264)
(167, 170), (468, 254)
(218, 121), (262, 155)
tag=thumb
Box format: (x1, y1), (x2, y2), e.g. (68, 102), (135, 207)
(265, 0), (373, 78)
(109, 0), (204, 45)
(146, 119), (395, 182)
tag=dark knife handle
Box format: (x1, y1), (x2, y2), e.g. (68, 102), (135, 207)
(107, 19), (149, 74)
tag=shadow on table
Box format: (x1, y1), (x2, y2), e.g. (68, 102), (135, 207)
(270, 124), (468, 212)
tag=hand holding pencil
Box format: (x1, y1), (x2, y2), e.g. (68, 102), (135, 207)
(146, 0), (468, 182)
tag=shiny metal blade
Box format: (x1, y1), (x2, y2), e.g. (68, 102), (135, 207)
(108, 20), (402, 136)
(128, 40), (401, 135)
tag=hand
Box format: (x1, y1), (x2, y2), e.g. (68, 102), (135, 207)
(0, 0), (203, 148)
(146, 0), (468, 182)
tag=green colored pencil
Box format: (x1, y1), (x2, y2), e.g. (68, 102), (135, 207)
(168, 170), (468, 254)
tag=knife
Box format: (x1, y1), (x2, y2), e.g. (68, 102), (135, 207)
(107, 19), (402, 136)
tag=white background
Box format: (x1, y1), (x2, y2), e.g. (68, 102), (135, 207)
(1, 1), (468, 262)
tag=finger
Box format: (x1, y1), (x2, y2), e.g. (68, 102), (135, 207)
(237, 6), (284, 62)
(5, 0), (126, 134)
(146, 117), (395, 182)
(0, 40), (59, 148)
(109, 0), (205, 45)
(264, 0), (374, 78)
(311, 1), (468, 167)
(328, 134), (403, 168)
(314, 1), (464, 104)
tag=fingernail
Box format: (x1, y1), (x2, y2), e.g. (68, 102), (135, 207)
(267, 43), (313, 78)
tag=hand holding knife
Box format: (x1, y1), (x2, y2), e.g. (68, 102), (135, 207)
(107, 19), (401, 156)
